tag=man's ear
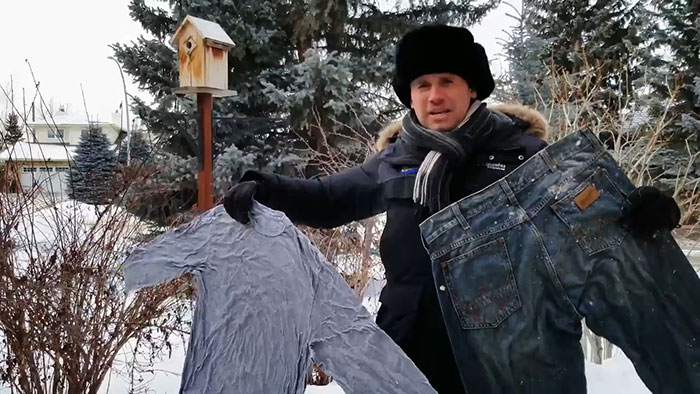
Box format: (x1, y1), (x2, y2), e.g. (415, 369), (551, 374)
(469, 88), (477, 100)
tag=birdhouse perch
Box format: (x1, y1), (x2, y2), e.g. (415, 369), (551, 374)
(171, 15), (236, 97)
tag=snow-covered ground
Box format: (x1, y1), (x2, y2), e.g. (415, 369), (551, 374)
(98, 341), (651, 394)
(307, 352), (652, 394)
(97, 283), (653, 394)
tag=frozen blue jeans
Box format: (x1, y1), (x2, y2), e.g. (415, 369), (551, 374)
(420, 130), (700, 393)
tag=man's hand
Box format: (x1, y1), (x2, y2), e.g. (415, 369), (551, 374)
(223, 181), (259, 224)
(621, 186), (681, 238)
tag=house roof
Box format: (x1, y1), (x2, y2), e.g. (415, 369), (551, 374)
(27, 112), (119, 127)
(171, 15), (235, 48)
(0, 141), (76, 162)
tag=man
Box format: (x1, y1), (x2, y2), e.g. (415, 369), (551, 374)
(223, 25), (680, 393)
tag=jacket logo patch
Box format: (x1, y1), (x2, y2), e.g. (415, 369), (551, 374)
(575, 184), (600, 211)
(484, 162), (507, 171)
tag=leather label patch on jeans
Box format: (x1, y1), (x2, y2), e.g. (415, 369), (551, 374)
(575, 184), (600, 211)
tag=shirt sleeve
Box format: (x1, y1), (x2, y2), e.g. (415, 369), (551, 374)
(122, 212), (219, 293)
(300, 233), (438, 394)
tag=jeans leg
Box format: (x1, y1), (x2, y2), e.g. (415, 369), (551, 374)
(579, 232), (700, 393)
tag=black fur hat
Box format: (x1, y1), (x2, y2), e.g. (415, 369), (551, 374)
(392, 25), (495, 107)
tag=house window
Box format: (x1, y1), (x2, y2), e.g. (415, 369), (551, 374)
(38, 167), (52, 173)
(55, 167), (70, 172)
(22, 167), (37, 173)
(48, 129), (64, 139)
(81, 127), (103, 139)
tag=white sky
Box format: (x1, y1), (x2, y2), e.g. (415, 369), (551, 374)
(0, 0), (522, 125)
(0, 0), (150, 123)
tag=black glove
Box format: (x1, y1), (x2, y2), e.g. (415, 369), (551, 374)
(621, 186), (681, 238)
(223, 181), (260, 224)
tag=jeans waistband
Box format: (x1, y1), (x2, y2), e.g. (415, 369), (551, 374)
(422, 129), (609, 237)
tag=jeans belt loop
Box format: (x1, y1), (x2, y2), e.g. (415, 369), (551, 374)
(450, 204), (470, 231)
(499, 180), (519, 205)
(541, 149), (558, 173)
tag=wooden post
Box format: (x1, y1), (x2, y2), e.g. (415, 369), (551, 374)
(197, 93), (213, 211)
(171, 16), (236, 212)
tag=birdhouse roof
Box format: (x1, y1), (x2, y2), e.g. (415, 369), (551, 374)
(171, 15), (235, 49)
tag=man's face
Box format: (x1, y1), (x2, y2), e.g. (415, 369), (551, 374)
(410, 73), (477, 132)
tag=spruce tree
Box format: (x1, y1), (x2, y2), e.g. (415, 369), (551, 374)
(69, 126), (118, 204)
(495, 2), (549, 105)
(118, 131), (152, 166)
(649, 0), (700, 139)
(3, 112), (24, 146)
(523, 0), (649, 107)
(629, 0), (700, 192)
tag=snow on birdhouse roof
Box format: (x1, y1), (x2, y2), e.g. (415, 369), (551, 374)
(171, 15), (235, 48)
(0, 141), (76, 162)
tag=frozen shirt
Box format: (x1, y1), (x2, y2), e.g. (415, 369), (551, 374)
(123, 203), (437, 394)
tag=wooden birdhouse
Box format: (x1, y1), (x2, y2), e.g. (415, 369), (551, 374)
(171, 15), (235, 96)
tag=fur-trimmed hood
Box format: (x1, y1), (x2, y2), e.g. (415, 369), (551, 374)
(376, 104), (549, 152)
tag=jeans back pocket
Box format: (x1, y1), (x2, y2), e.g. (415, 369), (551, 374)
(440, 237), (521, 330)
(551, 167), (627, 255)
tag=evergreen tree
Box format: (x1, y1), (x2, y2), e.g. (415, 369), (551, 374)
(118, 131), (152, 165)
(625, 0), (700, 193)
(649, 0), (700, 139)
(111, 0), (499, 224)
(3, 112), (24, 146)
(526, 0), (589, 73)
(69, 126), (118, 204)
(494, 2), (549, 105)
(522, 0), (649, 107)
(501, 0), (697, 195)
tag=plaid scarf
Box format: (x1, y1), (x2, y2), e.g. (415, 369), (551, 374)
(387, 100), (492, 213)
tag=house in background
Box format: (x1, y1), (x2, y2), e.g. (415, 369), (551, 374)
(0, 108), (123, 197)
(26, 109), (122, 146)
